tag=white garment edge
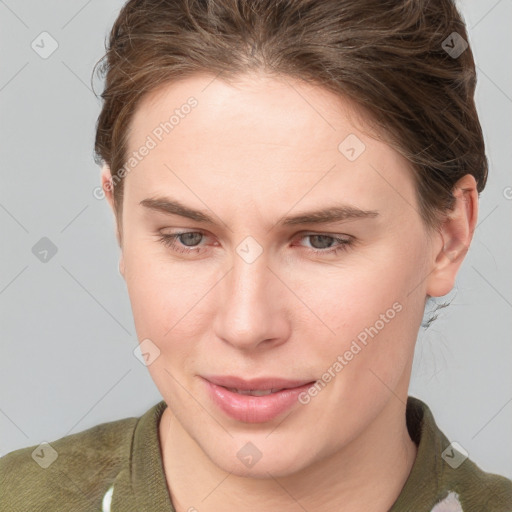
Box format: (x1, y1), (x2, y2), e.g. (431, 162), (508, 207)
(430, 491), (464, 512)
(101, 484), (114, 512)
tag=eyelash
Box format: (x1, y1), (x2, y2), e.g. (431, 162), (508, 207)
(156, 231), (354, 257)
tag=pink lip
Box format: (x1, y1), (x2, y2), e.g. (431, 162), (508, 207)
(202, 375), (316, 423)
(203, 375), (314, 390)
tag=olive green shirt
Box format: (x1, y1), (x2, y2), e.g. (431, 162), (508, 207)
(1, 396), (511, 511)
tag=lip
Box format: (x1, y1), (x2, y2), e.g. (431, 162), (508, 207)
(201, 375), (316, 423)
(203, 375), (314, 391)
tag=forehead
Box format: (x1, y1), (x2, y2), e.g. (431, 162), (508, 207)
(129, 72), (375, 147)
(123, 72), (418, 222)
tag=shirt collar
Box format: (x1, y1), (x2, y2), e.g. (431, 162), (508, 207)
(109, 400), (173, 511)
(389, 395), (445, 510)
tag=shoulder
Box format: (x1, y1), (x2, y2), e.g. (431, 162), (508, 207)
(0, 414), (139, 511)
(402, 396), (512, 511)
(442, 456), (512, 511)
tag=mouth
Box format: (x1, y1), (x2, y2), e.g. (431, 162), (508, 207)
(202, 375), (315, 390)
(224, 387), (287, 396)
(201, 375), (317, 423)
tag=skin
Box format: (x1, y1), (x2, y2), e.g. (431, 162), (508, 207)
(101, 72), (478, 512)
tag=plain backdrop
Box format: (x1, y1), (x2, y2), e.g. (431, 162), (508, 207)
(1, 0), (511, 480)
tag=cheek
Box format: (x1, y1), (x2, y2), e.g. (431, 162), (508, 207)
(304, 238), (429, 381)
(122, 242), (183, 338)
(122, 244), (223, 382)
(316, 248), (426, 335)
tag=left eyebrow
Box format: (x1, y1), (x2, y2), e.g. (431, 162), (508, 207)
(139, 196), (379, 227)
(279, 205), (379, 226)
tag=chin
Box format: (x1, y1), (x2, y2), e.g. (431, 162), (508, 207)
(204, 437), (317, 480)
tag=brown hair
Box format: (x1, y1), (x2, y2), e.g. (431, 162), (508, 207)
(93, 0), (487, 232)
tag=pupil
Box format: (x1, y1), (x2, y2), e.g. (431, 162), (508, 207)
(311, 235), (332, 249)
(181, 233), (201, 246)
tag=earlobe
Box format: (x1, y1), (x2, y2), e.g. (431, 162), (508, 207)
(426, 174), (479, 297)
(119, 255), (125, 279)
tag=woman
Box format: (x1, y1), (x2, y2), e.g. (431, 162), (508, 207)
(1, 0), (511, 510)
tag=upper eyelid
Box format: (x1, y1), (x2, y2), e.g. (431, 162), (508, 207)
(161, 229), (351, 238)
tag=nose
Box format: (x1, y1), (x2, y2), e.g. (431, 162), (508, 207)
(213, 250), (290, 352)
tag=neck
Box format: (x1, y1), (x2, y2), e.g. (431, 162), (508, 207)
(159, 395), (417, 512)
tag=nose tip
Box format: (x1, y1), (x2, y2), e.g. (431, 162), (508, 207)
(212, 247), (295, 351)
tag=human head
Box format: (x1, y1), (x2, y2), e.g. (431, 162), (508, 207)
(91, 0), (482, 480)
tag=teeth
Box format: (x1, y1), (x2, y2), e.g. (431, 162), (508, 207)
(227, 387), (283, 396)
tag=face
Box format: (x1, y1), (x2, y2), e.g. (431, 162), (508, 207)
(105, 72), (445, 477)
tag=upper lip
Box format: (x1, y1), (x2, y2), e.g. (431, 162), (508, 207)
(202, 375), (316, 391)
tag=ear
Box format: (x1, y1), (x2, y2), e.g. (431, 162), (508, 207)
(426, 174), (478, 297)
(100, 164), (116, 212)
(100, 165), (125, 278)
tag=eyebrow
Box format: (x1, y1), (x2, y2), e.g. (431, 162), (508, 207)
(139, 197), (379, 227)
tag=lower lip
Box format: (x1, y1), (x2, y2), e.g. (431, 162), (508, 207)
(203, 379), (315, 423)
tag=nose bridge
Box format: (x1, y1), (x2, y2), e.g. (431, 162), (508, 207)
(228, 242), (270, 320)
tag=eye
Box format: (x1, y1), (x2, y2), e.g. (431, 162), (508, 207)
(157, 231), (207, 255)
(297, 233), (354, 256)
(156, 231), (354, 257)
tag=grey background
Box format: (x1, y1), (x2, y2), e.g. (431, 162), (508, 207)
(1, 0), (511, 480)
